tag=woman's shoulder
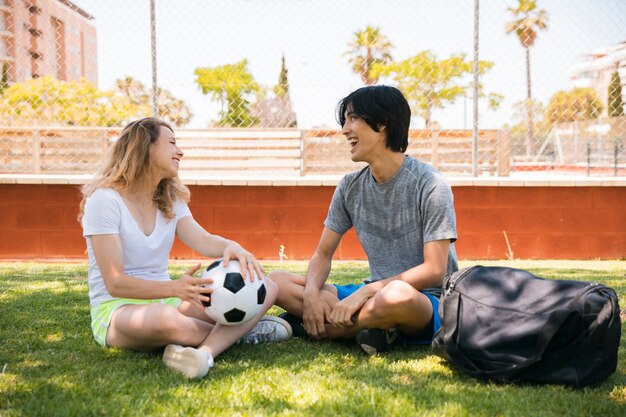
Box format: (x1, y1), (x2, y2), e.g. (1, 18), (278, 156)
(90, 187), (119, 198)
(87, 188), (122, 205)
(82, 188), (123, 225)
(172, 198), (192, 219)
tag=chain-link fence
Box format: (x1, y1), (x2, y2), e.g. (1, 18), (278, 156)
(0, 0), (624, 177)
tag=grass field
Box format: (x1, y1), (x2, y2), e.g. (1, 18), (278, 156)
(0, 260), (624, 417)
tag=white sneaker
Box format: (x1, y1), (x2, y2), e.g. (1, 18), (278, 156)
(238, 315), (293, 344)
(162, 344), (214, 379)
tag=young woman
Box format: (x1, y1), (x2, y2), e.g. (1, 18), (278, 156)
(79, 117), (291, 379)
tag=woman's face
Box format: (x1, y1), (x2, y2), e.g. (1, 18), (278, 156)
(150, 125), (183, 179)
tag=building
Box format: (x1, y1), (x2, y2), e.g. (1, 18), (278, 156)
(254, 94), (297, 128)
(0, 0), (97, 85)
(253, 55), (297, 128)
(569, 41), (626, 116)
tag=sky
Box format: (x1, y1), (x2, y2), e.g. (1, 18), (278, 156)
(71, 0), (626, 129)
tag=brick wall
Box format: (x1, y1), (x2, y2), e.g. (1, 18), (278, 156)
(0, 184), (624, 260)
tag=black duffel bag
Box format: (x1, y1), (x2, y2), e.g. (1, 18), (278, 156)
(432, 265), (621, 388)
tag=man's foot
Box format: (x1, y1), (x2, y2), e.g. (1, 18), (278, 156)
(162, 344), (214, 379)
(278, 312), (309, 339)
(238, 315), (293, 344)
(356, 328), (399, 355)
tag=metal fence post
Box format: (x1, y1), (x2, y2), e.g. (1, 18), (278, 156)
(33, 129), (41, 174)
(100, 129), (109, 160)
(472, 0), (480, 177)
(586, 142), (591, 177)
(430, 129), (440, 168)
(150, 0), (158, 118)
(299, 129), (305, 176)
(615, 139), (621, 177)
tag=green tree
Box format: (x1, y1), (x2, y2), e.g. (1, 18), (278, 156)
(194, 59), (260, 127)
(0, 75), (137, 126)
(345, 26), (393, 85)
(506, 0), (549, 156)
(608, 70), (624, 118)
(115, 76), (149, 105)
(545, 87), (602, 124)
(0, 64), (9, 95)
(115, 76), (192, 127)
(372, 50), (501, 127)
(274, 54), (290, 98)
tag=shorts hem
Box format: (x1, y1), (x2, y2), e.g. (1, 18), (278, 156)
(90, 297), (182, 347)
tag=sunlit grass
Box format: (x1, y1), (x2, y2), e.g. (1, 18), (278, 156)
(0, 260), (624, 416)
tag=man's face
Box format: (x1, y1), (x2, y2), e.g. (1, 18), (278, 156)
(342, 109), (386, 163)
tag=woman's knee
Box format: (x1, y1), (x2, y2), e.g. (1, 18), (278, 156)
(264, 276), (279, 305)
(267, 270), (293, 287)
(157, 306), (196, 338)
(267, 270), (302, 304)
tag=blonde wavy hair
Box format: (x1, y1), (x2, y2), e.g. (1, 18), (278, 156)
(78, 117), (190, 221)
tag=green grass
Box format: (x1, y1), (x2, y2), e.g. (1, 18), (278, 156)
(0, 260), (625, 417)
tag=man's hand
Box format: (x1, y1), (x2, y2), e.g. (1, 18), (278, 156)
(328, 289), (370, 328)
(302, 288), (332, 339)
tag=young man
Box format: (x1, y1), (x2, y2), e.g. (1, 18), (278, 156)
(269, 85), (458, 354)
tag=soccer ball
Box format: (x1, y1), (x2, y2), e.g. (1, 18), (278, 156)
(200, 259), (267, 326)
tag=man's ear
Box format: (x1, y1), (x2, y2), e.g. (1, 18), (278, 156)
(378, 124), (386, 131)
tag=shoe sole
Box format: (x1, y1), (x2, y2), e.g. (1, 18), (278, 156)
(360, 343), (379, 356)
(357, 328), (399, 356)
(163, 345), (209, 379)
(261, 315), (293, 338)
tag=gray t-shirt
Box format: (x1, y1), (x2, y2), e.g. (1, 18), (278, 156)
(325, 156), (458, 289)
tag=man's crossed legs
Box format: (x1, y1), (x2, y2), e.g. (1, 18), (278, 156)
(269, 271), (440, 354)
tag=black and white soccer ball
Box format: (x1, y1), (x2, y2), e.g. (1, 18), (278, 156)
(200, 259), (267, 326)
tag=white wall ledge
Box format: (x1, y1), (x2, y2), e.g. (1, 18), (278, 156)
(1, 173), (625, 187)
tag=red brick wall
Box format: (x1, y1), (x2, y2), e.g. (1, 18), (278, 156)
(0, 184), (624, 260)
(453, 187), (626, 259)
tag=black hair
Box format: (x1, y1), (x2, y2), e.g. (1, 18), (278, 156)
(336, 85), (411, 153)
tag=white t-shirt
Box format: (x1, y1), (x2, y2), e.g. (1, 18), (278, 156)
(82, 188), (192, 307)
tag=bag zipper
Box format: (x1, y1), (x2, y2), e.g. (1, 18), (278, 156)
(445, 265), (479, 296)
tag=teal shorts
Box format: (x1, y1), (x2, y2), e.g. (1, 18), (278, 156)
(333, 283), (441, 345)
(90, 297), (182, 347)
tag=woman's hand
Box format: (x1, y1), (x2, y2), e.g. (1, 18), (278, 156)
(172, 264), (214, 309)
(222, 241), (265, 282)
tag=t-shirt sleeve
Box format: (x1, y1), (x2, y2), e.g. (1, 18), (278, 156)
(174, 200), (192, 220)
(82, 189), (121, 237)
(420, 175), (458, 244)
(323, 177), (353, 235)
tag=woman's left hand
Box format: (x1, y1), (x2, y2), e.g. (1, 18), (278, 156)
(222, 241), (265, 281)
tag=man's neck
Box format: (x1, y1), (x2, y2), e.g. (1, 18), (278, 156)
(368, 153), (406, 184)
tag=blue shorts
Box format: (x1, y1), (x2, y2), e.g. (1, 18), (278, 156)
(333, 283), (441, 345)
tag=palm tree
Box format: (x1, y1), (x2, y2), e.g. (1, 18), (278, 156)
(115, 76), (149, 104)
(344, 26), (392, 85)
(506, 0), (548, 158)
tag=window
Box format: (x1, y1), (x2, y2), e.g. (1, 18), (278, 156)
(51, 16), (66, 80)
